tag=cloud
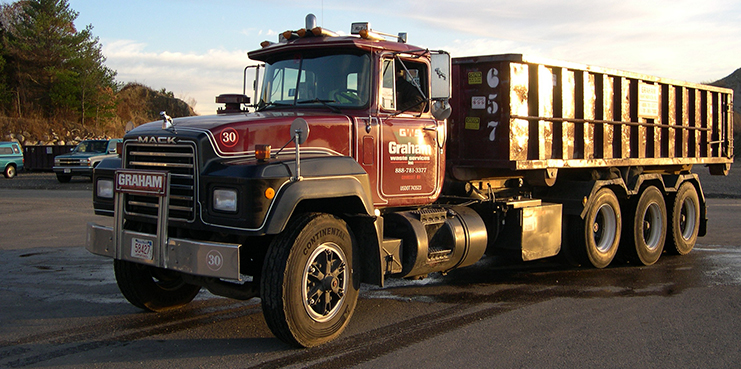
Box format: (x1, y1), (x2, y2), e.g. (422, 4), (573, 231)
(404, 0), (741, 82)
(103, 40), (256, 115)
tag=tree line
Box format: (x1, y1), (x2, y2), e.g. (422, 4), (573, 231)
(0, 0), (194, 145)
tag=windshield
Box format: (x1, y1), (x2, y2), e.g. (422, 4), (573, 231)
(73, 141), (108, 153)
(258, 52), (371, 110)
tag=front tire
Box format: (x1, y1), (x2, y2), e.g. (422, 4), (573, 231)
(56, 173), (71, 183)
(261, 213), (359, 347)
(114, 259), (201, 312)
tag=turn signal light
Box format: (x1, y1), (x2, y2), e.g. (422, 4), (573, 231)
(255, 144), (271, 161)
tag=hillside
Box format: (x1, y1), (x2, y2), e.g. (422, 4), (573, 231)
(711, 69), (741, 156)
(1, 83), (197, 146)
(116, 83), (197, 125)
(711, 68), (741, 114)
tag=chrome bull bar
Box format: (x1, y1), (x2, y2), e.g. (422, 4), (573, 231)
(85, 169), (242, 281)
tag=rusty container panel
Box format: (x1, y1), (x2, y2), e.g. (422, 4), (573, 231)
(448, 54), (734, 179)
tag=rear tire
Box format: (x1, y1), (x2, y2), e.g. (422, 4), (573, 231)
(4, 165), (16, 178)
(623, 186), (667, 265)
(114, 259), (201, 312)
(574, 188), (622, 268)
(261, 213), (359, 347)
(668, 182), (700, 255)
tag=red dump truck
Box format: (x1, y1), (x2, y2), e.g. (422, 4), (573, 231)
(86, 15), (734, 347)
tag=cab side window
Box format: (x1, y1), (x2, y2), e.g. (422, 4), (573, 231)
(381, 59), (428, 113)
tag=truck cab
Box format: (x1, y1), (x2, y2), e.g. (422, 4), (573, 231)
(246, 32), (450, 207)
(86, 15), (464, 347)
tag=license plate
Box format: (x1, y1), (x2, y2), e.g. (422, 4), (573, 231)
(64, 168), (71, 174)
(131, 238), (154, 260)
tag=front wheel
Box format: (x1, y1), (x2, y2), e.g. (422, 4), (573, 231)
(261, 213), (359, 347)
(114, 259), (201, 312)
(56, 173), (71, 183)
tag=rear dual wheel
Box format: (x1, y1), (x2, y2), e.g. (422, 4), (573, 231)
(623, 186), (667, 266)
(572, 188), (622, 269)
(668, 182), (700, 255)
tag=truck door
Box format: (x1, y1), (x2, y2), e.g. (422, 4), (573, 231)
(377, 57), (442, 206)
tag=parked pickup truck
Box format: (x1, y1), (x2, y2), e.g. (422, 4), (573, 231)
(53, 139), (122, 183)
(0, 141), (23, 178)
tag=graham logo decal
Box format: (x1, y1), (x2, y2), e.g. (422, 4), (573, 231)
(115, 170), (168, 196)
(388, 141), (432, 163)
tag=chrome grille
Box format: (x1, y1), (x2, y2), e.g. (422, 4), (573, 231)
(58, 158), (82, 166)
(123, 142), (196, 222)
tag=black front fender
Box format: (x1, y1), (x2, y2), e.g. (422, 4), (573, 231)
(261, 157), (384, 286)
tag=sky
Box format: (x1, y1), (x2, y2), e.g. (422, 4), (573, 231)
(58, 0), (741, 115)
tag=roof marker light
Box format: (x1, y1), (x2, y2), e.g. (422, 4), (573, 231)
(353, 22), (407, 43)
(359, 29), (384, 41)
(312, 27), (338, 37)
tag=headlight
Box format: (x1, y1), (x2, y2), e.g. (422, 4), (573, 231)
(54, 158), (60, 165)
(213, 188), (238, 212)
(97, 179), (114, 199)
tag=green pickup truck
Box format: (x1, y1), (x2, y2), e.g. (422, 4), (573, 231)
(0, 141), (23, 178)
(53, 139), (122, 183)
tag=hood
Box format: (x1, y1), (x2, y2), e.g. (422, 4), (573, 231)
(127, 111), (354, 158)
(56, 151), (109, 159)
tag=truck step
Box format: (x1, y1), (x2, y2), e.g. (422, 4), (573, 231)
(412, 208), (448, 225)
(428, 249), (452, 261)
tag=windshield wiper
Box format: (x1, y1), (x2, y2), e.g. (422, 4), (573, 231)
(296, 98), (342, 113)
(256, 101), (293, 111)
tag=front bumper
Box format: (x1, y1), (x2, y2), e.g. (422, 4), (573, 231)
(53, 166), (93, 175)
(86, 223), (242, 280)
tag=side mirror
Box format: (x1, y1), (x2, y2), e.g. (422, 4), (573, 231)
(291, 118), (310, 144)
(430, 51), (451, 100)
(431, 100), (452, 120)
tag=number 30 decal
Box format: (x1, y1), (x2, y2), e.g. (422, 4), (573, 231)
(221, 127), (239, 148)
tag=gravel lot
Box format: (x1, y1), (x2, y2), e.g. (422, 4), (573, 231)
(1, 161), (740, 197)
